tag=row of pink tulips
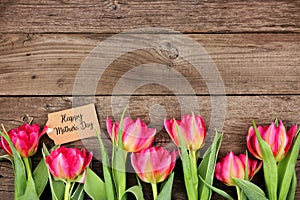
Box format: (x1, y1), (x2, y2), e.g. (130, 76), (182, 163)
(0, 114), (299, 200)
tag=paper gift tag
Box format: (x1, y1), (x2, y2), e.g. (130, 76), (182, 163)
(46, 104), (100, 145)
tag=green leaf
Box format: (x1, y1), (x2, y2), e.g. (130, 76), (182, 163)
(174, 120), (197, 200)
(112, 108), (127, 199)
(286, 170), (296, 200)
(18, 175), (39, 200)
(278, 129), (300, 200)
(120, 185), (145, 200)
(0, 131), (26, 199)
(199, 175), (234, 200)
(96, 129), (116, 200)
(84, 167), (107, 200)
(244, 151), (249, 181)
(252, 120), (277, 200)
(157, 172), (174, 200)
(33, 157), (48, 197)
(42, 144), (65, 200)
(198, 131), (223, 199)
(240, 190), (248, 200)
(112, 149), (127, 199)
(52, 180), (65, 200)
(71, 184), (85, 200)
(233, 178), (268, 200)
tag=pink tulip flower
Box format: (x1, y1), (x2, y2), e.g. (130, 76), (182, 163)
(45, 146), (93, 182)
(215, 152), (262, 186)
(106, 117), (156, 152)
(0, 124), (48, 158)
(247, 120), (297, 162)
(131, 146), (177, 184)
(164, 113), (206, 151)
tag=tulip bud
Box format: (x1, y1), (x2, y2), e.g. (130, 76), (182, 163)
(164, 113), (206, 151)
(106, 117), (156, 152)
(45, 146), (93, 182)
(215, 152), (262, 186)
(247, 120), (297, 162)
(131, 146), (177, 184)
(0, 124), (47, 158)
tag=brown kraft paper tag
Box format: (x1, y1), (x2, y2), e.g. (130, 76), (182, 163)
(46, 104), (100, 145)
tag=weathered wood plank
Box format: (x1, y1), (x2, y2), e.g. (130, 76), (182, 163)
(0, 33), (299, 95)
(0, 0), (299, 33)
(1, 96), (300, 153)
(0, 162), (14, 199)
(0, 95), (300, 199)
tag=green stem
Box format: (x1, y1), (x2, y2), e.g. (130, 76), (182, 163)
(189, 150), (199, 188)
(23, 157), (32, 178)
(151, 183), (158, 200)
(236, 186), (241, 200)
(64, 181), (71, 200)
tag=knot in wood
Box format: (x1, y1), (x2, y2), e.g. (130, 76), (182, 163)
(159, 41), (179, 60)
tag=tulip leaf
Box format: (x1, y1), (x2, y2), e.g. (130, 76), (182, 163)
(199, 175), (234, 200)
(112, 107), (127, 198)
(277, 129), (300, 200)
(112, 148), (126, 199)
(42, 144), (65, 200)
(52, 180), (65, 200)
(174, 120), (197, 200)
(18, 175), (39, 200)
(252, 120), (277, 200)
(71, 183), (85, 200)
(157, 172), (174, 200)
(113, 108), (127, 199)
(244, 151), (249, 181)
(198, 131), (223, 200)
(84, 167), (107, 200)
(120, 185), (145, 200)
(96, 129), (116, 200)
(286, 170), (296, 200)
(0, 131), (26, 199)
(33, 157), (48, 197)
(233, 178), (268, 200)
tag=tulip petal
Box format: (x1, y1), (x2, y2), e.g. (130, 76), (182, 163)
(285, 125), (297, 154)
(45, 146), (92, 181)
(131, 147), (176, 184)
(215, 152), (255, 186)
(106, 117), (114, 140)
(164, 114), (206, 151)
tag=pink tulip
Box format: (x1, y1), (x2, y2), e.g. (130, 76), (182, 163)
(215, 152), (262, 186)
(45, 146), (93, 182)
(0, 124), (48, 158)
(131, 146), (177, 184)
(164, 113), (206, 150)
(106, 117), (156, 152)
(247, 120), (297, 162)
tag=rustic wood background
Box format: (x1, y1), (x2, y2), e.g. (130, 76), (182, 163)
(0, 0), (299, 199)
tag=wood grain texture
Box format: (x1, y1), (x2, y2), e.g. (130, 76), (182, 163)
(1, 0), (300, 199)
(0, 96), (300, 199)
(0, 0), (299, 33)
(0, 33), (299, 95)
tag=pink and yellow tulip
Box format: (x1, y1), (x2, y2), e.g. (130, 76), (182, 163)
(106, 117), (156, 152)
(0, 124), (48, 158)
(247, 120), (297, 162)
(215, 152), (262, 186)
(131, 146), (177, 184)
(45, 146), (93, 182)
(164, 113), (206, 151)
